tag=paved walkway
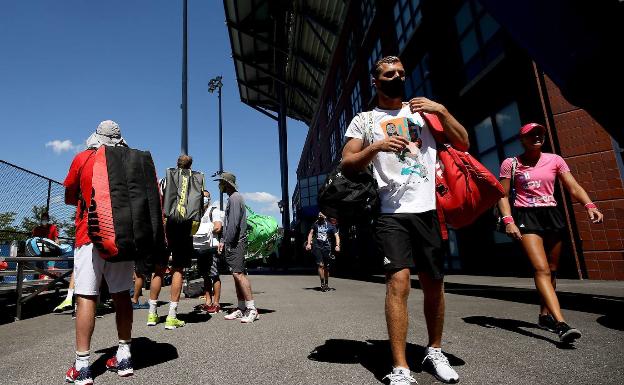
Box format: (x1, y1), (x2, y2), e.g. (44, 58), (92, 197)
(1, 274), (622, 384)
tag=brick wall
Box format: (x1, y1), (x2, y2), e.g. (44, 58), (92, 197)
(545, 77), (624, 280)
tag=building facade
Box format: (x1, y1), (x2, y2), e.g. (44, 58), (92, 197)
(292, 0), (624, 280)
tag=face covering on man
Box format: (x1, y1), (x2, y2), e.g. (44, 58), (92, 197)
(203, 197), (210, 206)
(378, 76), (405, 99)
(41, 220), (49, 226)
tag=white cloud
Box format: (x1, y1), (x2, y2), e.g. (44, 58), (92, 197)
(242, 192), (281, 218)
(45, 139), (84, 154)
(242, 192), (280, 204)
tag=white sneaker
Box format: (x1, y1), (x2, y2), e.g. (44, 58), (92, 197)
(240, 308), (259, 323)
(383, 367), (416, 385)
(224, 308), (244, 320)
(422, 347), (459, 384)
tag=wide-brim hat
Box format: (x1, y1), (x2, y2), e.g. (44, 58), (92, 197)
(214, 171), (238, 191)
(519, 123), (546, 136)
(86, 120), (127, 149)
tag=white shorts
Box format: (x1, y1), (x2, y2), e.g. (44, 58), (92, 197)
(73, 243), (134, 296)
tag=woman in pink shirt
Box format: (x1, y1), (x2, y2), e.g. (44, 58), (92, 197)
(498, 123), (603, 344)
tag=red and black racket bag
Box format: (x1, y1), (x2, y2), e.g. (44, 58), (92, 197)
(88, 146), (167, 263)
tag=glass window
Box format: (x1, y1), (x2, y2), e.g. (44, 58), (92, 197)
(318, 174), (326, 184)
(361, 0), (376, 32)
(459, 29), (479, 63)
(301, 187), (309, 198)
(480, 13), (500, 43)
(338, 110), (347, 146)
(351, 82), (362, 115)
(455, 0), (502, 83)
(394, 0), (423, 52)
(405, 54), (433, 99)
(495, 102), (521, 141)
(329, 130), (337, 161)
(346, 32), (356, 72)
(474, 117), (496, 152)
(503, 140), (523, 158)
(368, 38), (382, 97)
(480, 149), (501, 176)
(455, 2), (472, 35)
(299, 178), (308, 188)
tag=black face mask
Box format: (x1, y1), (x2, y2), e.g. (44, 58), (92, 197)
(378, 76), (405, 98)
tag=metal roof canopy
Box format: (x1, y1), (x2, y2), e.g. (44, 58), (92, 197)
(224, 0), (346, 124)
(223, 0), (347, 232)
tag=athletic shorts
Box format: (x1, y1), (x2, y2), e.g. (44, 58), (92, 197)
(165, 222), (193, 268)
(514, 207), (566, 235)
(374, 210), (444, 280)
(74, 243), (134, 296)
(225, 240), (246, 274)
(312, 244), (333, 267)
(195, 248), (220, 278)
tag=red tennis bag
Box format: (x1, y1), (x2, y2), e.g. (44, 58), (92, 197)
(423, 113), (505, 228)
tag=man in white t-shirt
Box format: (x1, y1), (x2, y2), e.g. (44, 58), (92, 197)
(342, 56), (469, 385)
(193, 190), (224, 314)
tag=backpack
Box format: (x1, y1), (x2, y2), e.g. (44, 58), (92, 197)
(161, 167), (205, 234)
(88, 146), (168, 262)
(318, 111), (380, 224)
(25, 237), (62, 257)
(424, 113), (505, 228)
(245, 206), (279, 260)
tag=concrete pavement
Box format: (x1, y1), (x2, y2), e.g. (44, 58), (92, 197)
(0, 274), (622, 384)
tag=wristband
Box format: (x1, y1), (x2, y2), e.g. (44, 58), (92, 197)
(502, 216), (515, 225)
(584, 203), (597, 209)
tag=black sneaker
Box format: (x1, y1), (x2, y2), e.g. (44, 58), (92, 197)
(555, 322), (582, 343)
(538, 314), (557, 331)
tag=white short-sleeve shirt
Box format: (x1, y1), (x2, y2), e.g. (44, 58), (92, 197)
(344, 104), (437, 214)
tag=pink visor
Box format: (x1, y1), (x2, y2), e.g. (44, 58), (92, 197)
(520, 123), (546, 136)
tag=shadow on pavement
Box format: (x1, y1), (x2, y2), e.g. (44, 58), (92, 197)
(303, 287), (323, 291)
(91, 337), (178, 379)
(346, 274), (624, 330)
(463, 316), (576, 349)
(308, 339), (465, 382)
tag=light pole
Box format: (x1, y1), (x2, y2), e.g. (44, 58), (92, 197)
(181, 0), (188, 155)
(208, 75), (224, 210)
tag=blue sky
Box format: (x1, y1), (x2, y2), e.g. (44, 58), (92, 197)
(0, 0), (309, 221)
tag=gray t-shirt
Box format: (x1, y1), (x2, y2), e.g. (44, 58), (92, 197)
(223, 192), (247, 245)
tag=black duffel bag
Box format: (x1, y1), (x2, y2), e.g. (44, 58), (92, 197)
(318, 165), (379, 224)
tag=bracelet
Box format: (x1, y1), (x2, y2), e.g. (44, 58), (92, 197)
(585, 203), (597, 209)
(502, 216), (515, 225)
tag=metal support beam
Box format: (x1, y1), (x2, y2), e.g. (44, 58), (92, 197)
(233, 54), (318, 100)
(227, 20), (326, 75)
(245, 101), (278, 121)
(304, 17), (332, 54)
(181, 0), (188, 155)
(299, 9), (339, 36)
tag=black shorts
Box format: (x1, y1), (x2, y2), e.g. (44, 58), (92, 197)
(225, 240), (246, 274)
(515, 207), (566, 235)
(374, 210), (444, 279)
(312, 244), (333, 267)
(195, 248), (220, 278)
(135, 258), (154, 276)
(165, 222), (193, 268)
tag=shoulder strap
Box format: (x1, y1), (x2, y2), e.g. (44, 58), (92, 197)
(362, 111), (374, 146)
(510, 157), (518, 204)
(421, 112), (447, 145)
(209, 206), (216, 222)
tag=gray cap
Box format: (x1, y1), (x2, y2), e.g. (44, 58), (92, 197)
(86, 120), (127, 149)
(214, 171), (238, 191)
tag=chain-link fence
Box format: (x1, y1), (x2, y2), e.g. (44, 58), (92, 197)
(0, 160), (75, 245)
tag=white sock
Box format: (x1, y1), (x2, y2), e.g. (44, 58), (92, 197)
(245, 300), (256, 310)
(427, 346), (442, 354)
(65, 289), (74, 302)
(393, 366), (410, 375)
(148, 299), (158, 315)
(116, 340), (131, 360)
(75, 351), (90, 370)
(168, 302), (178, 318)
(238, 300), (245, 310)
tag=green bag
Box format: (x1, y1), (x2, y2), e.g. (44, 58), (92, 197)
(245, 205), (279, 260)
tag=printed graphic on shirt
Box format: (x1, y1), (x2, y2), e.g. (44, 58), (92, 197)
(518, 171), (555, 206)
(380, 116), (427, 180)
